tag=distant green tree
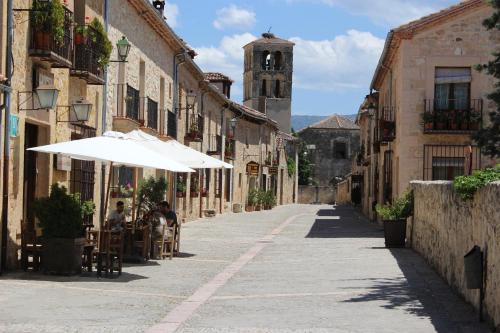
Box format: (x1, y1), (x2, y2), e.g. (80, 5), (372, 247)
(473, 0), (500, 157)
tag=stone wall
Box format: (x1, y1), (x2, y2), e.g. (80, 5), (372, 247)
(298, 185), (335, 204)
(409, 181), (500, 329)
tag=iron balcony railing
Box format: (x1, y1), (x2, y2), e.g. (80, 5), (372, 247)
(147, 98), (158, 130)
(207, 135), (222, 155)
(185, 113), (203, 142)
(225, 139), (236, 160)
(72, 25), (105, 84)
(126, 85), (140, 121)
(375, 106), (396, 142)
(423, 99), (483, 133)
(167, 110), (177, 138)
(29, 3), (73, 68)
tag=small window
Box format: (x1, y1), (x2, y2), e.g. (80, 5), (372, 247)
(334, 142), (347, 159)
(274, 80), (281, 98)
(274, 51), (283, 70)
(261, 79), (267, 97)
(262, 51), (271, 70)
(434, 67), (471, 111)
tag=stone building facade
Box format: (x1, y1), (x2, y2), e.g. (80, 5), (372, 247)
(0, 0), (298, 270)
(243, 33), (294, 133)
(299, 115), (360, 187)
(357, 0), (499, 219)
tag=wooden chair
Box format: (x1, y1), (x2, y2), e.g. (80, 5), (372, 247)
(173, 221), (181, 256)
(97, 230), (124, 277)
(133, 224), (151, 260)
(82, 230), (99, 272)
(20, 222), (42, 272)
(154, 224), (175, 260)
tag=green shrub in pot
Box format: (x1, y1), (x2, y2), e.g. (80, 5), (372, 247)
(375, 191), (413, 221)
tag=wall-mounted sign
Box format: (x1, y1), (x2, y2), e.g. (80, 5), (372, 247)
(9, 114), (19, 138)
(268, 166), (278, 175)
(246, 161), (259, 176)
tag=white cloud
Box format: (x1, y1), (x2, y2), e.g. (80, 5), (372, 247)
(163, 1), (179, 28)
(286, 0), (453, 26)
(213, 5), (256, 30)
(194, 33), (257, 101)
(194, 30), (384, 101)
(291, 30), (385, 92)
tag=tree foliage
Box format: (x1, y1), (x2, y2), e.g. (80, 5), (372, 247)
(473, 0), (500, 157)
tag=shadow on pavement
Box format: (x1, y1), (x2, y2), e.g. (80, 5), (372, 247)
(0, 271), (149, 283)
(306, 206), (382, 238)
(323, 206), (492, 332)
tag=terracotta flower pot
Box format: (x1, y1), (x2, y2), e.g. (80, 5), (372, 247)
(246, 205), (254, 212)
(176, 192), (185, 198)
(34, 31), (51, 50)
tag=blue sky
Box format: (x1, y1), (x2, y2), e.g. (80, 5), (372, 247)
(160, 0), (457, 116)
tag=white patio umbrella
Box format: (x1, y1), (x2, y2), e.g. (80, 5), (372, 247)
(28, 131), (194, 225)
(125, 130), (233, 169)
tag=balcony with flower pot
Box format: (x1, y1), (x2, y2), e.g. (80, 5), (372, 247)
(423, 99), (483, 134)
(70, 19), (111, 85)
(376, 106), (396, 142)
(29, 0), (74, 68)
(185, 114), (203, 142)
(225, 139), (235, 160)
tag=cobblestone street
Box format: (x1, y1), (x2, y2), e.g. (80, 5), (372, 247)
(0, 205), (491, 333)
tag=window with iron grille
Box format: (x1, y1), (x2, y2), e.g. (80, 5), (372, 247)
(70, 127), (96, 227)
(147, 98), (158, 130)
(126, 85), (140, 121)
(167, 110), (177, 137)
(423, 145), (481, 181)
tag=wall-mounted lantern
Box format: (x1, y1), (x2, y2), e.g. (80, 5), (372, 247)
(112, 36), (131, 63)
(56, 98), (93, 123)
(18, 84), (60, 112)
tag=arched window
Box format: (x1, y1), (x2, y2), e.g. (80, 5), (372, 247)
(261, 79), (267, 97)
(274, 51), (283, 70)
(274, 80), (281, 98)
(262, 51), (271, 70)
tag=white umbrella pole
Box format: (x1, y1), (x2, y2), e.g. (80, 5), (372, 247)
(132, 167), (138, 225)
(103, 162), (114, 229)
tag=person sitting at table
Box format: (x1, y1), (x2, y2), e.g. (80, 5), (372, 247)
(107, 201), (126, 232)
(151, 201), (177, 258)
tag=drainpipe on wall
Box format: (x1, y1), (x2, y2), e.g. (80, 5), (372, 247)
(100, 0), (109, 228)
(1, 0), (13, 273)
(172, 52), (186, 212)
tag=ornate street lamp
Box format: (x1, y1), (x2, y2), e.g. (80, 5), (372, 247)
(366, 102), (377, 117)
(230, 117), (238, 131)
(35, 84), (59, 110)
(116, 36), (131, 62)
(186, 91), (197, 109)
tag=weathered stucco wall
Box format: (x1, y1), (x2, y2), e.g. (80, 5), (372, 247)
(410, 181), (500, 329)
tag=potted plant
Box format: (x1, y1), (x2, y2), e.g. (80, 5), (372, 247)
(435, 111), (448, 130)
(421, 112), (434, 131)
(469, 111), (481, 130)
(246, 188), (258, 212)
(375, 191), (413, 248)
(88, 18), (112, 67)
(31, 0), (66, 49)
(176, 176), (186, 198)
(34, 184), (95, 275)
(190, 175), (199, 197)
(255, 190), (265, 211)
(74, 25), (88, 45)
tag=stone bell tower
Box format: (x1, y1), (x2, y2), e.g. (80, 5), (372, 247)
(243, 33), (294, 133)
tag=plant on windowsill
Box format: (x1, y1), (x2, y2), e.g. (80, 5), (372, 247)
(34, 184), (96, 275)
(31, 0), (65, 49)
(421, 112), (435, 131)
(375, 191), (413, 248)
